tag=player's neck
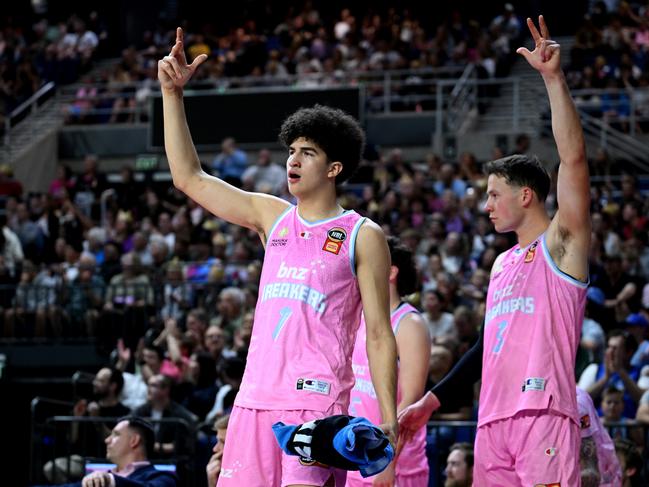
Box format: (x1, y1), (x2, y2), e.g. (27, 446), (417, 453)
(389, 287), (401, 311)
(515, 211), (551, 248)
(296, 191), (343, 222)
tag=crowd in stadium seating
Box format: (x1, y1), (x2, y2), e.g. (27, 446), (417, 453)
(3, 2), (649, 485)
(2, 132), (648, 482)
(566, 0), (649, 132)
(57, 3), (524, 123)
(0, 11), (103, 127)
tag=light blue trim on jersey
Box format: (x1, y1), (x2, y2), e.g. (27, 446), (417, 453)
(266, 205), (294, 242)
(297, 208), (353, 227)
(392, 304), (418, 335)
(540, 233), (589, 288)
(389, 302), (407, 319)
(349, 216), (367, 276)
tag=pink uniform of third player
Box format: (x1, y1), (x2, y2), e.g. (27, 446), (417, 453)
(347, 303), (429, 486)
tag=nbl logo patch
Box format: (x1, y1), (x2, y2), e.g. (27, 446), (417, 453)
(580, 414), (591, 429)
(322, 227), (347, 255)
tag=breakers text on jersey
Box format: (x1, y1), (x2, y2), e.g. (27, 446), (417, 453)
(486, 283), (535, 324)
(260, 261), (327, 313)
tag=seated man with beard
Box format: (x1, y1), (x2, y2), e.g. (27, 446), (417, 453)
(444, 443), (473, 487)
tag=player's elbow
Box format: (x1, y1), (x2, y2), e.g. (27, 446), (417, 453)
(365, 322), (395, 345)
(172, 169), (201, 194)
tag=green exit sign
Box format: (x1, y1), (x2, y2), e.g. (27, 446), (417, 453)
(135, 155), (159, 171)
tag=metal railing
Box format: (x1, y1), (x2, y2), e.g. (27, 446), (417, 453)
(572, 86), (649, 137)
(55, 66), (468, 125)
(2, 82), (56, 146)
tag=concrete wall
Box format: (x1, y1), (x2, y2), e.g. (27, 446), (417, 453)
(11, 127), (58, 194)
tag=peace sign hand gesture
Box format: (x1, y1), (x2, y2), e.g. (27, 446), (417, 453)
(158, 27), (208, 93)
(516, 15), (561, 77)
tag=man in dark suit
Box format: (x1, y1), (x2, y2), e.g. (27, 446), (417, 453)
(41, 416), (177, 487)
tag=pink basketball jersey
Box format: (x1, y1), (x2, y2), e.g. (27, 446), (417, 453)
(479, 233), (587, 427)
(235, 206), (366, 411)
(349, 303), (428, 478)
(576, 387), (623, 486)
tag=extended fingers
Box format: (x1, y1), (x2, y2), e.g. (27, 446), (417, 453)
(170, 29), (183, 57)
(539, 15), (550, 38)
(526, 17), (541, 43)
(189, 53), (209, 71)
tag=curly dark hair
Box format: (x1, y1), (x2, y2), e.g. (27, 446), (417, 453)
(387, 236), (419, 296)
(484, 154), (550, 202)
(279, 104), (365, 184)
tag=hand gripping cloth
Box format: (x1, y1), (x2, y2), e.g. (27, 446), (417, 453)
(272, 415), (394, 477)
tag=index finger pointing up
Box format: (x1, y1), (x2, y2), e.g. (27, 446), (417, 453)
(170, 27), (183, 56)
(526, 17), (542, 42)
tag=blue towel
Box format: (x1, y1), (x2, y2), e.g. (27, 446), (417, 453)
(272, 415), (394, 478)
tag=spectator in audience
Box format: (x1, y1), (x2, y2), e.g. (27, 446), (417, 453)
(178, 351), (218, 420)
(596, 254), (640, 327)
(210, 137), (249, 187)
(101, 252), (154, 351)
(231, 310), (253, 356)
(626, 312), (649, 368)
(433, 163), (467, 200)
(43, 367), (131, 482)
(74, 154), (106, 218)
(13, 201), (45, 262)
(452, 306), (479, 355)
(427, 344), (473, 421)
(205, 357), (245, 424)
(206, 414), (230, 487)
(132, 231), (154, 267)
(182, 308), (209, 350)
(4, 260), (61, 337)
(636, 387), (649, 423)
(203, 323), (232, 366)
(241, 149), (286, 195)
(600, 386), (644, 446)
(581, 287), (608, 363)
(0, 212), (24, 279)
(0, 164), (23, 198)
(100, 241), (122, 283)
(614, 438), (645, 487)
(580, 329), (644, 418)
(134, 374), (198, 457)
(113, 338), (148, 411)
(444, 442), (474, 487)
(160, 262), (194, 321)
(63, 253), (105, 337)
(422, 289), (455, 340)
(153, 213), (176, 255)
(208, 287), (245, 335)
(48, 165), (76, 202)
(38, 416), (177, 487)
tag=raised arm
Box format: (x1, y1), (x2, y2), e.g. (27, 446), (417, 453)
(158, 28), (288, 239)
(517, 16), (590, 281)
(355, 221), (398, 446)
